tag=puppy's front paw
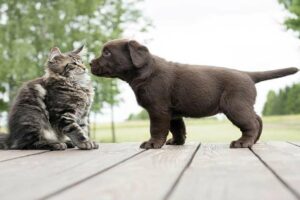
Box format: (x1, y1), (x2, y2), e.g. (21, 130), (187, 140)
(140, 139), (165, 149)
(77, 141), (99, 150)
(166, 138), (185, 145)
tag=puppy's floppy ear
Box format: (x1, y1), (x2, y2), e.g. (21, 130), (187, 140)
(128, 40), (150, 68)
(48, 47), (62, 61)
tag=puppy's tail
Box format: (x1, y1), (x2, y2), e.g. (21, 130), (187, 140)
(0, 133), (8, 149)
(246, 67), (298, 83)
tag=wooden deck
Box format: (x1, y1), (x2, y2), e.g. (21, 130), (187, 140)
(0, 142), (300, 200)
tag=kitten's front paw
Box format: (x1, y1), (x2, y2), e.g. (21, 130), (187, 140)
(140, 139), (165, 149)
(65, 141), (75, 148)
(77, 141), (99, 150)
(50, 143), (68, 151)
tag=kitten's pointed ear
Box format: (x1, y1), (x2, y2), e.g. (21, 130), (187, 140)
(48, 47), (62, 61)
(72, 45), (85, 55)
(128, 40), (150, 68)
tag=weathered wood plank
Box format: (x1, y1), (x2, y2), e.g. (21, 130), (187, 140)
(251, 142), (300, 199)
(288, 142), (300, 147)
(0, 150), (48, 162)
(50, 142), (200, 200)
(0, 143), (143, 200)
(169, 143), (296, 200)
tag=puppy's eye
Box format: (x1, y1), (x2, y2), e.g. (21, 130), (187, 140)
(103, 50), (111, 57)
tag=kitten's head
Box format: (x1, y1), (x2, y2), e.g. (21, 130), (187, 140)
(46, 46), (87, 78)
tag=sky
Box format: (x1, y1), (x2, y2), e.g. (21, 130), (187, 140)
(97, 0), (300, 123)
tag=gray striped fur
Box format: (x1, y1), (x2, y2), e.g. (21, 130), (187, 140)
(0, 46), (98, 150)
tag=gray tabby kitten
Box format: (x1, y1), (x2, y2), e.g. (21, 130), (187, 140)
(0, 46), (98, 150)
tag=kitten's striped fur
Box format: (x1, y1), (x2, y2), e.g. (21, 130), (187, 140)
(0, 46), (98, 150)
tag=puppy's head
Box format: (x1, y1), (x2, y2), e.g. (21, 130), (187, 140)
(90, 39), (150, 78)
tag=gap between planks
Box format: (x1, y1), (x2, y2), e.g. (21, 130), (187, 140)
(251, 142), (300, 200)
(42, 149), (146, 200)
(0, 143), (145, 200)
(0, 150), (49, 163)
(168, 142), (298, 200)
(1, 142), (299, 200)
(163, 143), (201, 200)
(48, 142), (200, 200)
(165, 141), (300, 200)
(287, 141), (300, 148)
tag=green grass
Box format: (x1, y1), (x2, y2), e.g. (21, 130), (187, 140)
(1, 115), (298, 143)
(91, 115), (300, 143)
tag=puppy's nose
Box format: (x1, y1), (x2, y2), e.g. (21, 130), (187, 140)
(89, 62), (92, 66)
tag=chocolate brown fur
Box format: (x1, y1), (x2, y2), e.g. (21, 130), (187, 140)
(90, 39), (298, 149)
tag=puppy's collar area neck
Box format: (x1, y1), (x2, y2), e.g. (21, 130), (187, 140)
(128, 66), (154, 88)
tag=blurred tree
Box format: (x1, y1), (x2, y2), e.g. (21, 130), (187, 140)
(263, 83), (300, 115)
(279, 0), (300, 34)
(262, 91), (277, 116)
(263, 0), (300, 116)
(286, 84), (300, 113)
(0, 0), (150, 138)
(127, 109), (149, 121)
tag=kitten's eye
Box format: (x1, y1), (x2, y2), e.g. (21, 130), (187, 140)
(103, 50), (111, 57)
(65, 63), (74, 68)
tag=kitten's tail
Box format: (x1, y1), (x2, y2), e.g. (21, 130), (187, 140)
(0, 133), (8, 149)
(246, 67), (299, 83)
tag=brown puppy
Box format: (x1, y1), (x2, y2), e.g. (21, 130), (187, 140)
(90, 39), (298, 149)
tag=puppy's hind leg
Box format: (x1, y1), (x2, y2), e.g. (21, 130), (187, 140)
(255, 114), (263, 143)
(222, 99), (260, 148)
(166, 118), (186, 145)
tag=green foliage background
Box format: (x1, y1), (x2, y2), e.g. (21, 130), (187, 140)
(263, 84), (300, 115)
(127, 109), (149, 121)
(0, 0), (150, 115)
(262, 0), (300, 116)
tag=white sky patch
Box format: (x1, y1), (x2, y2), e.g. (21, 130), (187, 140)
(97, 0), (300, 123)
